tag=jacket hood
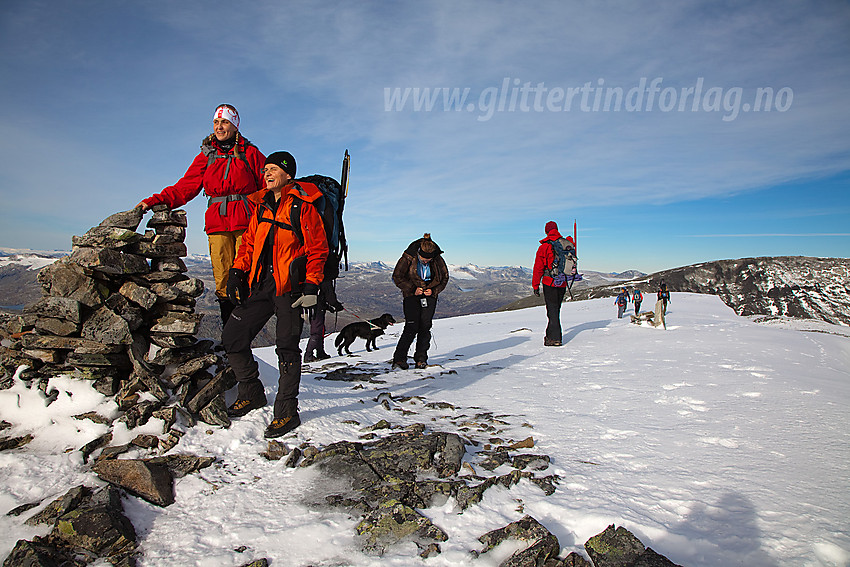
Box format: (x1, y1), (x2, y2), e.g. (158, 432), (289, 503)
(540, 229), (566, 244)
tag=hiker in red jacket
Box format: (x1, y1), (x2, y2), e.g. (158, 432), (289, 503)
(532, 221), (576, 346)
(136, 104), (266, 325)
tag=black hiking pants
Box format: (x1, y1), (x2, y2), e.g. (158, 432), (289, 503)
(543, 284), (566, 342)
(394, 295), (437, 364)
(221, 276), (303, 418)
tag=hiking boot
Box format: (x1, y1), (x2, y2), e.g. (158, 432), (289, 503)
(315, 350), (331, 361)
(226, 397), (266, 417)
(543, 337), (562, 347)
(414, 361), (427, 369)
(391, 360), (409, 370)
(264, 415), (301, 438)
(303, 351), (317, 363)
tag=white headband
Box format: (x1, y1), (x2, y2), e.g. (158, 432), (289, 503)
(213, 105), (239, 129)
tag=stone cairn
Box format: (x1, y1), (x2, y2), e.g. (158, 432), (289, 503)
(0, 205), (235, 455)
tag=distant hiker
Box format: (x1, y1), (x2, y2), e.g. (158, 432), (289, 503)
(633, 288), (643, 316)
(391, 233), (449, 369)
(657, 280), (671, 316)
(615, 287), (630, 319)
(136, 104), (265, 326)
(221, 151), (328, 439)
(532, 221), (577, 346)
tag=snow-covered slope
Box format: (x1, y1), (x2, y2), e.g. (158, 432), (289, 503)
(1, 294), (848, 566)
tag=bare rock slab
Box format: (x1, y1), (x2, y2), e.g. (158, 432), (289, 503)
(92, 459), (175, 507)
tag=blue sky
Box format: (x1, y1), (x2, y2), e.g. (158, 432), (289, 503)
(1, 1), (848, 273)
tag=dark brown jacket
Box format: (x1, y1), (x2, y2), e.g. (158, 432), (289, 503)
(392, 237), (449, 298)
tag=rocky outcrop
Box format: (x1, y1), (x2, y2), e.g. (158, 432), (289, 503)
(4, 486), (136, 567)
(0, 206), (233, 457)
(582, 257), (850, 326)
(473, 519), (682, 567)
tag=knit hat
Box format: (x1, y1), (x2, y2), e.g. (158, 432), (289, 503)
(265, 151), (297, 178)
(213, 104), (239, 129)
(545, 221), (558, 234)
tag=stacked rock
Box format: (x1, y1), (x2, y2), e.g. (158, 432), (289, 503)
(0, 205), (235, 456)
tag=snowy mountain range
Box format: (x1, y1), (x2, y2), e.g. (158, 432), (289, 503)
(3, 249), (849, 336)
(501, 256), (850, 328)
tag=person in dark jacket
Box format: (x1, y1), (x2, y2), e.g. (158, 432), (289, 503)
(137, 104), (265, 325)
(391, 233), (449, 369)
(222, 151), (328, 439)
(633, 287), (643, 316)
(615, 287), (631, 318)
(657, 280), (671, 316)
(532, 221), (576, 346)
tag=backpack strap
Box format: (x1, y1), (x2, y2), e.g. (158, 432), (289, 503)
(255, 192), (308, 245)
(200, 137), (258, 215)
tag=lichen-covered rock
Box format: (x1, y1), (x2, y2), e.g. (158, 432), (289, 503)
(355, 499), (448, 555)
(21, 334), (123, 354)
(52, 486), (136, 557)
(72, 226), (141, 249)
(119, 280), (159, 310)
(477, 515), (561, 567)
(82, 306), (132, 345)
(99, 208), (144, 231)
(585, 524), (682, 567)
(132, 241), (188, 258)
(69, 246), (148, 276)
(37, 258), (106, 308)
(145, 454), (215, 478)
(185, 364), (233, 413)
(147, 208), (187, 227)
(197, 395), (231, 427)
(2, 537), (80, 567)
(24, 485), (91, 527)
(24, 296), (82, 324)
(150, 312), (202, 335)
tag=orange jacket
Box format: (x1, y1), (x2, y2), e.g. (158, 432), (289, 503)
(233, 181), (328, 295)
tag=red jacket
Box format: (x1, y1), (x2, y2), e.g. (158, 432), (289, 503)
(532, 229), (575, 289)
(143, 135), (266, 234)
(233, 181), (329, 295)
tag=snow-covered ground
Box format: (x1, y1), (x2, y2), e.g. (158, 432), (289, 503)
(1, 294), (848, 566)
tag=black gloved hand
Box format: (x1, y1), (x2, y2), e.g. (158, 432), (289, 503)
(320, 280), (344, 313)
(533, 287), (540, 297)
(226, 268), (249, 305)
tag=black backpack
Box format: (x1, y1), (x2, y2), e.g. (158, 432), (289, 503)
(259, 151), (349, 284)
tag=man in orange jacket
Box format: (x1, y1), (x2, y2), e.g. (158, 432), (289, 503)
(221, 151), (328, 438)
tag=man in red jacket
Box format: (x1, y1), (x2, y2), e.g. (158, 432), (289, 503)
(137, 104), (265, 324)
(532, 221), (576, 346)
(222, 151), (328, 438)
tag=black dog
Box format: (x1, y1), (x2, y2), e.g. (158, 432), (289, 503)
(335, 313), (396, 355)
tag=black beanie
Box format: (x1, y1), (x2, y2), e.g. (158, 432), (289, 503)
(265, 151), (297, 178)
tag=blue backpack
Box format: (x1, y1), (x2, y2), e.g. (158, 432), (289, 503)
(546, 238), (577, 286)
